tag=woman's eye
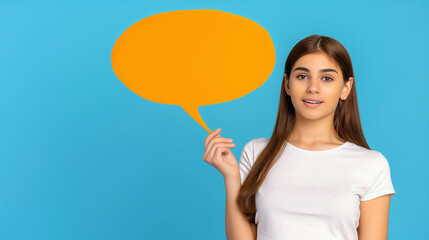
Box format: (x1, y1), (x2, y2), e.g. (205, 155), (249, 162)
(297, 75), (332, 82)
(297, 74), (307, 80)
(322, 76), (333, 82)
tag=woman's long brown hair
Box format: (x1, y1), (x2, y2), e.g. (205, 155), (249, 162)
(236, 34), (370, 224)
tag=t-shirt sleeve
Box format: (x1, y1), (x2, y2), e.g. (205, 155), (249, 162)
(238, 139), (254, 185)
(361, 153), (396, 201)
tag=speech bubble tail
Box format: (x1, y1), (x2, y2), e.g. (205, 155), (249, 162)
(180, 105), (211, 133)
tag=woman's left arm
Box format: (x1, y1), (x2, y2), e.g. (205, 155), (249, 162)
(357, 194), (393, 240)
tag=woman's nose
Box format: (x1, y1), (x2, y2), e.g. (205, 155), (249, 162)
(306, 79), (320, 93)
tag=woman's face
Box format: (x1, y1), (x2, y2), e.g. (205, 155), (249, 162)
(284, 52), (354, 121)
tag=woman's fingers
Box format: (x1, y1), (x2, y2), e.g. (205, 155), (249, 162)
(204, 128), (222, 148)
(205, 136), (234, 160)
(202, 129), (239, 178)
(205, 142), (236, 164)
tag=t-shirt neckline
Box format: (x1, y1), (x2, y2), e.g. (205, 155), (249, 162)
(286, 140), (349, 153)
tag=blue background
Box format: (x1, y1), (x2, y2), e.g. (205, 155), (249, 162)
(1, 0), (428, 239)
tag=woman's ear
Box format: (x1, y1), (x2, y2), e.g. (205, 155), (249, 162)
(284, 73), (290, 96)
(340, 77), (354, 100)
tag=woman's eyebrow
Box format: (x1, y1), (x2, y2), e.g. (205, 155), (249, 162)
(292, 67), (338, 74)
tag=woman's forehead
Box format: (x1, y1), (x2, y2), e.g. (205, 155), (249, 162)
(294, 52), (340, 71)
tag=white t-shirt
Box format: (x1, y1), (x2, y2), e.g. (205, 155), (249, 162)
(239, 137), (396, 240)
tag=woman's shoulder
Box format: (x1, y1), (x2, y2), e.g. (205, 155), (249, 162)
(341, 142), (393, 170)
(343, 141), (380, 156)
(240, 137), (270, 161)
(251, 137), (270, 145)
(244, 137), (270, 151)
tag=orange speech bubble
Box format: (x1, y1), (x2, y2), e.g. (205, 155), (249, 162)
(111, 9), (275, 133)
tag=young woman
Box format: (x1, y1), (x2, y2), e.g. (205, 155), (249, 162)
(203, 35), (396, 240)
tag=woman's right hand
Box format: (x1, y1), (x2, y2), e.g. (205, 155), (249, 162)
(202, 128), (240, 179)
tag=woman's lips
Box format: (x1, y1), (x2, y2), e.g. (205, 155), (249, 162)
(303, 100), (322, 108)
